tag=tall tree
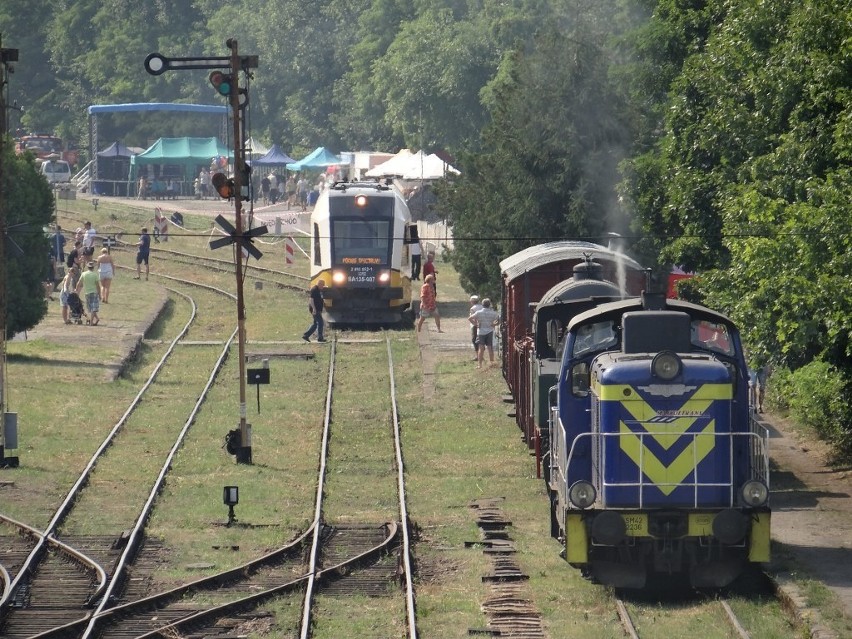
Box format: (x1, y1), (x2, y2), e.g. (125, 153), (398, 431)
(1, 139), (55, 336)
(443, 13), (634, 298)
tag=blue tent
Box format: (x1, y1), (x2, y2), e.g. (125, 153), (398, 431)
(251, 144), (296, 168)
(286, 146), (341, 171)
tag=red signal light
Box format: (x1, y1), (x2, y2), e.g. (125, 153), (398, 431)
(211, 172), (235, 199)
(209, 70), (232, 97)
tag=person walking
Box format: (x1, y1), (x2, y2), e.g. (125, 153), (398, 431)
(135, 227), (151, 280)
(59, 265), (80, 324)
(416, 274), (442, 333)
(410, 240), (422, 280)
(285, 175), (297, 209)
(96, 248), (115, 303)
(302, 280), (327, 343)
(296, 176), (309, 211)
(76, 261), (101, 326)
(468, 295), (483, 355)
(756, 365), (769, 413)
(50, 226), (67, 264)
(423, 251), (437, 294)
(470, 298), (500, 369)
(81, 221), (97, 258)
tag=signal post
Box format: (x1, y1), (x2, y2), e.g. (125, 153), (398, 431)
(145, 41), (264, 464)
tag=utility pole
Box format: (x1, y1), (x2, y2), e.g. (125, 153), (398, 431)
(228, 40), (251, 464)
(144, 41), (263, 464)
(0, 37), (19, 467)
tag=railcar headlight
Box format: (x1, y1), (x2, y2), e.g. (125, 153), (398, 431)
(378, 271), (390, 283)
(652, 351), (681, 380)
(740, 480), (769, 507)
(332, 271), (347, 285)
(568, 481), (596, 509)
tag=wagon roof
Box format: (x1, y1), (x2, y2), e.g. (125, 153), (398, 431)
(499, 241), (643, 283)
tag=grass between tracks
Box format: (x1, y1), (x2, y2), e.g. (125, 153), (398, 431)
(0, 198), (831, 638)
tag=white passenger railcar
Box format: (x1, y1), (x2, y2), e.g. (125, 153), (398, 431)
(309, 181), (416, 325)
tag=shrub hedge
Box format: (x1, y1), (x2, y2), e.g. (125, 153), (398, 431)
(769, 360), (852, 460)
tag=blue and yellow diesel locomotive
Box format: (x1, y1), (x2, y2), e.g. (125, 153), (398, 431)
(309, 181), (416, 325)
(547, 292), (770, 588)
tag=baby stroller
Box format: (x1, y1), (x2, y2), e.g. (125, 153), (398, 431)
(67, 292), (87, 325)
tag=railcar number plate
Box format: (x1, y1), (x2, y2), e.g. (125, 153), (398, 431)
(623, 514), (648, 536)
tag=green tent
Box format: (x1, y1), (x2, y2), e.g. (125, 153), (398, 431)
(129, 137), (233, 180)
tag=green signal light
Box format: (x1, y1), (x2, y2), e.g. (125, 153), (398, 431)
(209, 70), (232, 97)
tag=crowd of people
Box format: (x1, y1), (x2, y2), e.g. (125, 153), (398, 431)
(45, 217), (158, 327)
(260, 171), (329, 210)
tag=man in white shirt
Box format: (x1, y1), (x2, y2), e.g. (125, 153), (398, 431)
(469, 298), (500, 369)
(82, 220), (97, 258)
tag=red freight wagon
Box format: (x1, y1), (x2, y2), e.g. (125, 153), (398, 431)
(498, 242), (645, 445)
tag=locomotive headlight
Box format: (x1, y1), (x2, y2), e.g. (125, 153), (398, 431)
(652, 351), (681, 380)
(355, 194), (368, 208)
(740, 480), (769, 507)
(568, 481), (597, 509)
(332, 270), (347, 284)
(378, 271), (390, 283)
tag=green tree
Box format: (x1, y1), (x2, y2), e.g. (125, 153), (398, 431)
(443, 16), (634, 298)
(1, 139), (55, 337)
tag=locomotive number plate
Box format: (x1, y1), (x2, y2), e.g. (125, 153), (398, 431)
(623, 514), (648, 536)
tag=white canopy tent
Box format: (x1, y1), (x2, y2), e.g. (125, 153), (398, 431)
(364, 148), (414, 177)
(246, 137), (270, 158)
(401, 152), (460, 180)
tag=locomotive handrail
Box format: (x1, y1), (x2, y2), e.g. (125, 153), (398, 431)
(564, 428), (769, 509)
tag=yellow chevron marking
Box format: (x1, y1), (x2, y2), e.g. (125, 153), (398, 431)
(620, 398), (714, 449)
(619, 420), (716, 495)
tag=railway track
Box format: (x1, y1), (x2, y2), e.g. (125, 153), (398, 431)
(95, 334), (418, 639)
(614, 580), (764, 639)
(299, 334), (417, 639)
(0, 279), (238, 638)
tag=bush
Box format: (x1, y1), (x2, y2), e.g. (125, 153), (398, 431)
(774, 360), (852, 458)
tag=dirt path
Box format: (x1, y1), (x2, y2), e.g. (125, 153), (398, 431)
(762, 413), (852, 634)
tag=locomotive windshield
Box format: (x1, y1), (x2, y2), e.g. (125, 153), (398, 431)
(690, 319), (735, 356)
(329, 196), (395, 263)
(572, 320), (618, 357)
(331, 219), (392, 259)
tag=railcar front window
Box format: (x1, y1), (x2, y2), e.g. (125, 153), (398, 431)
(332, 220), (391, 256)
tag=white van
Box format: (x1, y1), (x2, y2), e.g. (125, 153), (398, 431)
(42, 159), (72, 185)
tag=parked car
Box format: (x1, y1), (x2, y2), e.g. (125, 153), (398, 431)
(42, 159), (72, 185)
